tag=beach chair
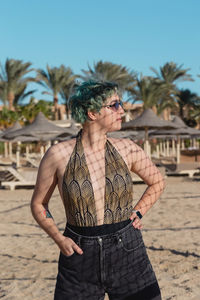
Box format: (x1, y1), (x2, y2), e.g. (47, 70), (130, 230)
(0, 166), (37, 190)
(24, 157), (40, 168)
(0, 156), (16, 166)
(164, 162), (200, 178)
(152, 157), (200, 178)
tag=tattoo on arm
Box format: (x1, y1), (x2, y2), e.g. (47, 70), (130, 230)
(43, 209), (53, 219)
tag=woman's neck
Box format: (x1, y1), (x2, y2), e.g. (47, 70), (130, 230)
(81, 124), (107, 152)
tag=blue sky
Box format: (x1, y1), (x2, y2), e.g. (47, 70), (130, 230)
(1, 0), (200, 104)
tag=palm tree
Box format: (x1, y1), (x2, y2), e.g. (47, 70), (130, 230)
(60, 72), (76, 119)
(176, 89), (198, 119)
(150, 62), (193, 115)
(0, 106), (19, 128)
(151, 62), (193, 85)
(80, 61), (137, 94)
(36, 65), (75, 120)
(128, 75), (167, 113)
(0, 80), (8, 105)
(188, 105), (200, 128)
(19, 98), (53, 124)
(0, 80), (36, 108)
(0, 58), (35, 110)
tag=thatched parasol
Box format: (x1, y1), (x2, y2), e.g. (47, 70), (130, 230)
(150, 116), (200, 163)
(121, 109), (178, 156)
(151, 116), (200, 137)
(0, 121), (22, 137)
(4, 112), (76, 141)
(122, 108), (178, 140)
(0, 122), (24, 162)
(171, 116), (187, 128)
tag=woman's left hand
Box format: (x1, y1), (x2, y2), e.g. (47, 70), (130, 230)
(130, 212), (143, 229)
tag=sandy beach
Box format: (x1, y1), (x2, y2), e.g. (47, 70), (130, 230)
(0, 176), (200, 300)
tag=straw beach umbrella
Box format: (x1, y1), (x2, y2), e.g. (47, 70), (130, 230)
(0, 121), (22, 137)
(151, 116), (200, 162)
(0, 121), (22, 159)
(3, 112), (79, 161)
(122, 108), (178, 138)
(54, 118), (79, 141)
(4, 112), (77, 141)
(122, 108), (178, 156)
(4, 112), (64, 139)
(150, 128), (190, 162)
(172, 116), (200, 137)
(0, 134), (40, 168)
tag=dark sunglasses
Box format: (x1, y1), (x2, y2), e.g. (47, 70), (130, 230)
(102, 101), (123, 111)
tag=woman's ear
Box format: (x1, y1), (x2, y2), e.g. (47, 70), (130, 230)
(87, 111), (98, 121)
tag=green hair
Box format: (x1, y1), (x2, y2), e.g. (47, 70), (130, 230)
(69, 80), (118, 123)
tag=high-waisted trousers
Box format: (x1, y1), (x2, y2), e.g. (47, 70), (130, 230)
(54, 219), (161, 300)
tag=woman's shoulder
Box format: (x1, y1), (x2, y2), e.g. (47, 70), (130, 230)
(43, 138), (77, 163)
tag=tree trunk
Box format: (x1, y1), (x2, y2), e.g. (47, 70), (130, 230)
(54, 95), (59, 120)
(66, 104), (70, 120)
(152, 105), (157, 115)
(162, 107), (171, 120)
(184, 104), (190, 119)
(7, 91), (15, 111)
(179, 105), (184, 119)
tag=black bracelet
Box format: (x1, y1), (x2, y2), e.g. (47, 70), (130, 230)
(136, 211), (143, 219)
(132, 210), (143, 219)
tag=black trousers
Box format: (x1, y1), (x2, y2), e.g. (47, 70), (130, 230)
(54, 220), (161, 300)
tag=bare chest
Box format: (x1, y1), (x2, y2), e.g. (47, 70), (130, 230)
(84, 151), (106, 202)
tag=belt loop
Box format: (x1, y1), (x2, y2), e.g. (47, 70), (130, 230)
(77, 236), (81, 247)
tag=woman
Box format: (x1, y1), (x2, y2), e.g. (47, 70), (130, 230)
(31, 81), (165, 300)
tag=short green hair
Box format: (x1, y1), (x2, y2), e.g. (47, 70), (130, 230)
(69, 80), (118, 123)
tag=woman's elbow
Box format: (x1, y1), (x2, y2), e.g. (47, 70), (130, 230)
(159, 174), (166, 193)
(30, 200), (37, 218)
(30, 194), (41, 219)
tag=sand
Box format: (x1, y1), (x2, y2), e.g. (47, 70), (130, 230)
(0, 177), (200, 300)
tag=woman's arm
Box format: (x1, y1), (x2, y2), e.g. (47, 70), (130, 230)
(30, 145), (83, 256)
(130, 141), (165, 226)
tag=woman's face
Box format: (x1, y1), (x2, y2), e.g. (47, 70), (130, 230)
(97, 93), (124, 132)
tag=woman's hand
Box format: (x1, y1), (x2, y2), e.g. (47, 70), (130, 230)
(57, 237), (83, 257)
(130, 212), (143, 230)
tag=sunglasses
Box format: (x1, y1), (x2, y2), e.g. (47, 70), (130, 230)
(102, 101), (123, 111)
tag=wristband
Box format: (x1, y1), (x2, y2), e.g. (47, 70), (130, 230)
(132, 210), (143, 219)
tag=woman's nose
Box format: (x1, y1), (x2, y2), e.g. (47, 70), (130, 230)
(119, 104), (124, 114)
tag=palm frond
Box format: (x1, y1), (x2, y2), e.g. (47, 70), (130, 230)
(80, 60), (137, 93)
(0, 58), (34, 108)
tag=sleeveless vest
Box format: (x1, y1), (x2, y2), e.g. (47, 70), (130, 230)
(62, 131), (133, 226)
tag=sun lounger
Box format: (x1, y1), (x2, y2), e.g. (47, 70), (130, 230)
(24, 157), (40, 168)
(152, 157), (176, 165)
(165, 163), (200, 178)
(152, 158), (200, 178)
(0, 157), (15, 166)
(0, 166), (37, 190)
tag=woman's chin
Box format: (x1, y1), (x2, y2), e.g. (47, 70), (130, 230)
(108, 124), (121, 132)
